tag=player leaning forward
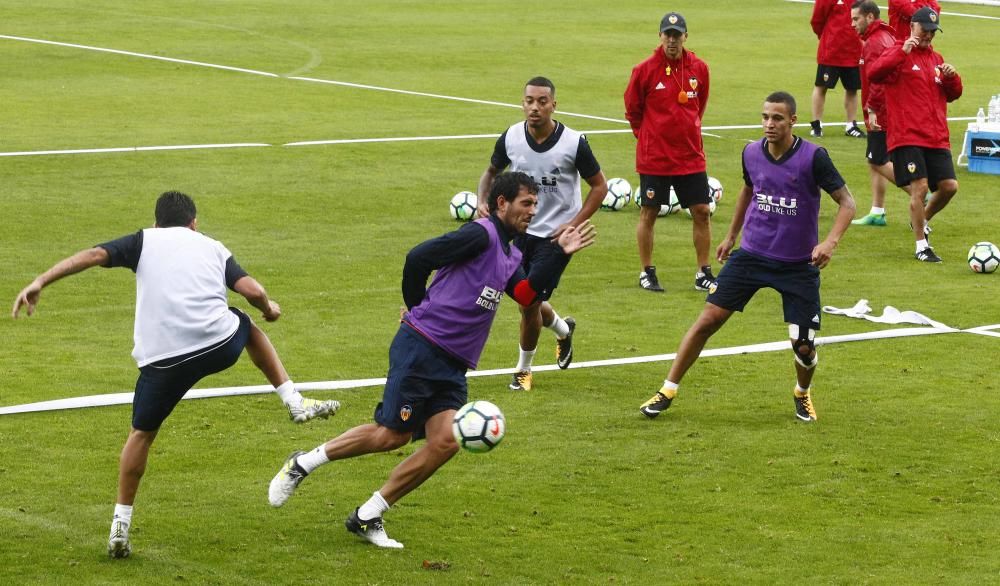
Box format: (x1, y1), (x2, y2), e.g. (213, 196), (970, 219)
(11, 191), (338, 558)
(640, 92), (855, 422)
(269, 172), (595, 549)
(478, 76), (607, 391)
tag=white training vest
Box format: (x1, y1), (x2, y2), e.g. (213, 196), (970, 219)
(132, 227), (240, 366)
(503, 122), (583, 238)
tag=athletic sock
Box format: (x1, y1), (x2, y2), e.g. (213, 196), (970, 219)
(296, 444), (330, 474)
(358, 491), (390, 521)
(112, 503), (133, 526)
(661, 379), (679, 399)
(870, 207), (885, 215)
(795, 385), (811, 395)
(275, 380), (302, 408)
(515, 346), (536, 372)
(547, 311), (571, 339)
(916, 239), (929, 253)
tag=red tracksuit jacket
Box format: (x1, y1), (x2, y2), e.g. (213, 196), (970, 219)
(868, 41), (963, 151)
(859, 19), (897, 131)
(888, 0), (942, 41)
(624, 47), (709, 176)
(811, 0), (863, 67)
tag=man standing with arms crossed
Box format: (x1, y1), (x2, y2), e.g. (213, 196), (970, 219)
(851, 0), (901, 227)
(477, 76), (607, 391)
(810, 0), (866, 138)
(869, 7), (962, 262)
(639, 92), (855, 422)
(625, 11), (715, 294)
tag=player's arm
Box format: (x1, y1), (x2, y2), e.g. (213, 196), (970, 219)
(718, 184), (752, 263)
(810, 0), (829, 37)
(477, 133), (510, 218)
(506, 221), (596, 306)
(561, 137), (607, 233)
(698, 64), (710, 120)
(402, 222), (490, 310)
(812, 149), (855, 269)
(624, 67), (645, 137)
(939, 63), (962, 101)
(867, 42), (905, 82)
(229, 256), (281, 322)
(12, 246), (110, 318)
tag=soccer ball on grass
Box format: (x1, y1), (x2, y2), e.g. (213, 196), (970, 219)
(601, 178), (632, 211)
(967, 241), (1000, 274)
(452, 400), (506, 453)
(449, 191), (478, 221)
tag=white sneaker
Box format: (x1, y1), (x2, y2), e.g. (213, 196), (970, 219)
(268, 451), (307, 507)
(345, 508), (404, 549)
(107, 520), (131, 559)
(288, 398), (340, 423)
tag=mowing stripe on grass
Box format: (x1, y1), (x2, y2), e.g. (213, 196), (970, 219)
(4, 322), (988, 416)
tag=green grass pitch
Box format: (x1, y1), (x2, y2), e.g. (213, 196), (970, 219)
(2, 0), (999, 583)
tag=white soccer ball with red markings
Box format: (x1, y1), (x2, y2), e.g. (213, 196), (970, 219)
(449, 191), (478, 221)
(452, 400), (506, 453)
(967, 241), (1000, 274)
(708, 176), (724, 203)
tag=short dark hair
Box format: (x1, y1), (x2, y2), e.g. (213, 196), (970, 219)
(155, 191), (197, 227)
(765, 91), (797, 116)
(525, 76), (555, 97)
(489, 172), (538, 213)
(852, 0), (880, 18)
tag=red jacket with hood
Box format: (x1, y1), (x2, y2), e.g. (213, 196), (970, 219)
(811, 0), (862, 67)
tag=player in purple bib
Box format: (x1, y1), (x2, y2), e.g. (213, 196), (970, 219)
(640, 91), (855, 423)
(268, 172), (595, 549)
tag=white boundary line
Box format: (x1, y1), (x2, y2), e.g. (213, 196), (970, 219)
(4, 322), (994, 416)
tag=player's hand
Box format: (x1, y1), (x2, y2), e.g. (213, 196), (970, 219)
(551, 223), (574, 239)
(556, 220), (596, 255)
(811, 241), (837, 269)
(12, 280), (42, 318)
(715, 237), (735, 263)
(939, 63), (957, 77)
(902, 36), (918, 54)
(262, 300), (281, 322)
(867, 111), (881, 131)
(475, 201), (490, 219)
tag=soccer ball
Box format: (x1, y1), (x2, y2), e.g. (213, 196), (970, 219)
(452, 400), (506, 453)
(602, 178), (631, 211)
(967, 241), (1000, 274)
(708, 176), (723, 203)
(449, 191), (478, 221)
(684, 199), (717, 218)
(660, 187), (681, 216)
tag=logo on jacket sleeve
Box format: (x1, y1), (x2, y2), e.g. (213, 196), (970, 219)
(476, 286), (503, 311)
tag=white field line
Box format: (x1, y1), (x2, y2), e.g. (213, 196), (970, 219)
(785, 0), (1000, 19)
(4, 323), (991, 416)
(0, 143), (271, 157)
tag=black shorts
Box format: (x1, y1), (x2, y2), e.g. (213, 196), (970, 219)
(132, 308), (251, 431)
(706, 249), (822, 331)
(815, 65), (861, 91)
(374, 324), (467, 439)
(639, 172), (710, 209)
(889, 146), (957, 192)
(866, 130), (889, 166)
(513, 233), (570, 297)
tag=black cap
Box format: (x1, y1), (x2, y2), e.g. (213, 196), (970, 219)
(912, 6), (942, 32)
(660, 12), (687, 34)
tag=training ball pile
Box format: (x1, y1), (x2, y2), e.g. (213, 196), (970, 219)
(967, 241), (1000, 274)
(452, 400), (506, 453)
(449, 191), (477, 221)
(602, 177), (632, 211)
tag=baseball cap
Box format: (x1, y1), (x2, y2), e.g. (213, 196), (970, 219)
(911, 6), (942, 32)
(660, 12), (687, 34)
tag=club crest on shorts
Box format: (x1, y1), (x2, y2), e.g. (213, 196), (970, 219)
(646, 188), (656, 200)
(823, 72), (830, 82)
(708, 281), (718, 294)
(907, 162), (917, 173)
(400, 405), (412, 422)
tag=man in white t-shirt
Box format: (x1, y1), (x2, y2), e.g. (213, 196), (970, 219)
(477, 76), (607, 391)
(11, 191), (339, 559)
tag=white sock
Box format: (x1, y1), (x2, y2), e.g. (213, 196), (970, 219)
(515, 346), (536, 372)
(661, 379), (679, 397)
(296, 444), (330, 474)
(870, 207), (885, 215)
(547, 312), (571, 339)
(357, 491), (390, 521)
(795, 385), (811, 394)
(916, 239), (929, 253)
(112, 503), (133, 526)
(275, 380), (302, 407)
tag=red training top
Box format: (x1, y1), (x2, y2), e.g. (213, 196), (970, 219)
(888, 0), (942, 41)
(859, 19), (897, 131)
(811, 0), (863, 67)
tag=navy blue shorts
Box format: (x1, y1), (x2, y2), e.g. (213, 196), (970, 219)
(131, 308), (251, 431)
(513, 233), (569, 297)
(374, 324), (467, 438)
(706, 249), (822, 331)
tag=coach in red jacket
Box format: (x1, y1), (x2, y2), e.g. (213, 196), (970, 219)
(851, 0), (901, 227)
(888, 0), (941, 41)
(869, 7), (962, 263)
(625, 12), (714, 294)
(810, 0), (865, 138)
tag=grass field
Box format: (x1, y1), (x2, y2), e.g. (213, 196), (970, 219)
(2, 0), (999, 583)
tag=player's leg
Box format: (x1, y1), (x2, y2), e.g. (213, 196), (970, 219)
(637, 175), (668, 292)
(241, 310), (338, 422)
(843, 67), (864, 137)
(677, 172), (715, 290)
(922, 149), (958, 224)
(892, 147), (939, 261)
(780, 263), (821, 422)
(540, 301), (576, 370)
(810, 66), (831, 137)
(512, 301), (542, 391)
